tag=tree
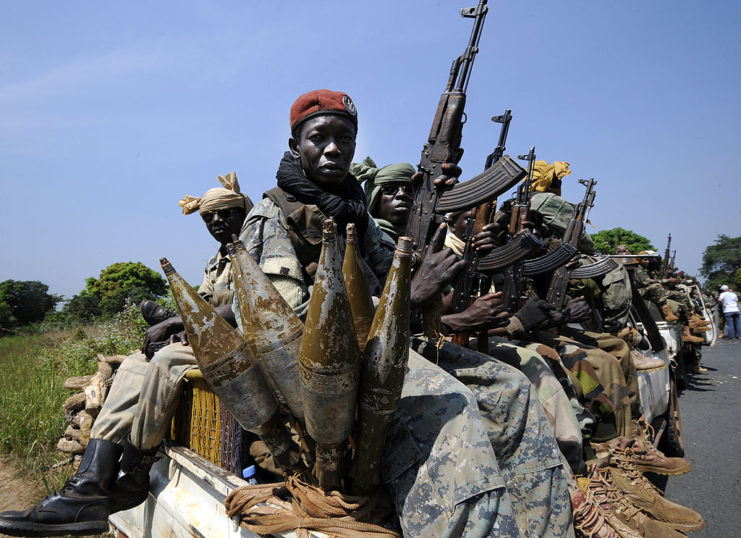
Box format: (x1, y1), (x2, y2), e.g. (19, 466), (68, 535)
(0, 280), (62, 330)
(591, 227), (655, 255)
(62, 293), (102, 322)
(700, 235), (741, 292)
(82, 262), (167, 318)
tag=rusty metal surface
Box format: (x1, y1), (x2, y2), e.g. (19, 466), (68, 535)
(351, 237), (412, 493)
(299, 220), (361, 446)
(230, 240), (305, 419)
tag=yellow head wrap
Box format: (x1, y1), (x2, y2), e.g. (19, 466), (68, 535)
(178, 172), (254, 216)
(530, 160), (572, 195)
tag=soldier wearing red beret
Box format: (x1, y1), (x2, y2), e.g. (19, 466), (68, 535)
(234, 89), (572, 536)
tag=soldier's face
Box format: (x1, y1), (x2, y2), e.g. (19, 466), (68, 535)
(377, 183), (413, 227)
(290, 115), (356, 190)
(452, 211), (471, 240)
(202, 207), (246, 246)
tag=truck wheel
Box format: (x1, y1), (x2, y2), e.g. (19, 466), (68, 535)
(660, 376), (685, 457)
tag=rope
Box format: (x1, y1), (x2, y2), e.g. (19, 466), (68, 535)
(225, 474), (400, 538)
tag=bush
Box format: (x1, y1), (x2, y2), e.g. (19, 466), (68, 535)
(0, 309), (146, 479)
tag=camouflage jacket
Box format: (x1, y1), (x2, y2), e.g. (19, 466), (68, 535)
(236, 195), (392, 319)
(198, 249), (234, 307)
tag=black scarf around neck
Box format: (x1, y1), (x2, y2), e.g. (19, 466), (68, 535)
(276, 151), (369, 240)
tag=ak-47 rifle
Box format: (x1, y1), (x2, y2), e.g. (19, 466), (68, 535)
(545, 178), (598, 308)
(405, 0), (526, 266)
(662, 234), (672, 277)
(500, 147), (537, 312)
(450, 110), (541, 348)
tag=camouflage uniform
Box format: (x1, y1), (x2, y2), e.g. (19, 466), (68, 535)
(560, 328), (639, 415)
(92, 251), (233, 450)
(483, 337), (586, 477)
(571, 256), (632, 334)
(535, 332), (631, 441)
(633, 266), (670, 307)
(444, 232), (584, 476)
(529, 192), (594, 253)
(238, 195), (572, 537)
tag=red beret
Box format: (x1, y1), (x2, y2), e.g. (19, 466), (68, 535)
(290, 89), (358, 132)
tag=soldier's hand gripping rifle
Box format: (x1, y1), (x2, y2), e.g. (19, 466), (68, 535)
(449, 111), (541, 348)
(405, 0), (526, 266)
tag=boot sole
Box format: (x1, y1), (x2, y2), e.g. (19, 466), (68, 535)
(0, 519), (109, 536)
(626, 503), (706, 532)
(634, 462), (692, 475)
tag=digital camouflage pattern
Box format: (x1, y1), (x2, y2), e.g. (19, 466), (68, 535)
(485, 336), (586, 477)
(384, 351), (520, 537)
(412, 338), (573, 537)
(240, 195), (573, 536)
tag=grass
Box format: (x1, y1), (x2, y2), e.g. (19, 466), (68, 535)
(0, 304), (147, 491)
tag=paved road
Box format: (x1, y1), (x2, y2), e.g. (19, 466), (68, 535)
(661, 340), (741, 537)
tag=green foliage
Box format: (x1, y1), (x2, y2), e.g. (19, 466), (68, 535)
(62, 293), (102, 322)
(0, 280), (62, 331)
(736, 268), (741, 289)
(591, 227), (655, 255)
(0, 310), (146, 478)
(700, 235), (741, 292)
(81, 261), (167, 319)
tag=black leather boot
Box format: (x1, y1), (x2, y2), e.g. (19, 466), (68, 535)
(140, 299), (177, 326)
(0, 438), (122, 537)
(108, 440), (159, 513)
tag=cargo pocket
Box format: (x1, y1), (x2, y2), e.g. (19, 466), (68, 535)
(383, 423), (506, 518)
(382, 424), (423, 512)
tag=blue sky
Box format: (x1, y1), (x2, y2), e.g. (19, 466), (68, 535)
(1, 0), (739, 299)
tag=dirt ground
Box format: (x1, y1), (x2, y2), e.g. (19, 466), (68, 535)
(0, 455), (45, 537)
(0, 456), (44, 514)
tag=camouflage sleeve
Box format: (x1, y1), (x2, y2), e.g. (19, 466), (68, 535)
(232, 198), (311, 330)
(632, 266), (651, 289)
(362, 214), (393, 283)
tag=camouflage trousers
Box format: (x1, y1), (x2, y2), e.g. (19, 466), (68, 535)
(639, 282), (669, 306)
(384, 350), (521, 537)
(91, 343), (196, 450)
(535, 331), (631, 441)
(411, 338), (573, 537)
(481, 337), (585, 478)
(560, 329), (640, 416)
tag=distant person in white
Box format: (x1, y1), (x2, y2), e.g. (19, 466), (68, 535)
(719, 284), (740, 339)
